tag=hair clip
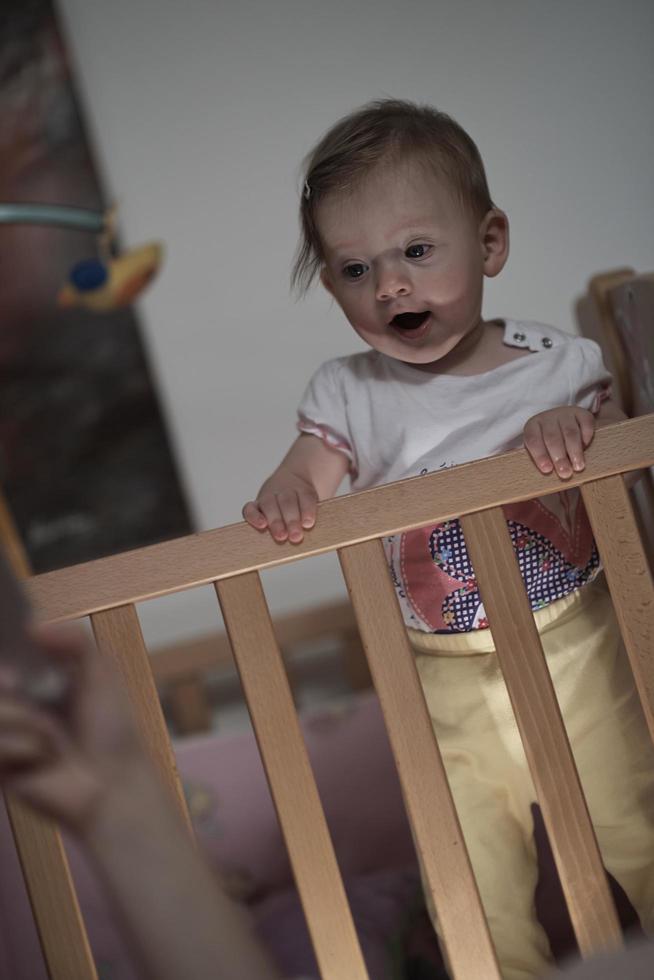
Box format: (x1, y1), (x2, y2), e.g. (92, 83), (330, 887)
(303, 180), (311, 200)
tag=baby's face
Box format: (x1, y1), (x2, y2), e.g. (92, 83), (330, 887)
(317, 159), (503, 368)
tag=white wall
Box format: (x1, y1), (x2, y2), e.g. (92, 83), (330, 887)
(56, 0), (654, 647)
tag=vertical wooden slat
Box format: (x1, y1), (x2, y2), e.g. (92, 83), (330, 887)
(338, 539), (501, 980)
(91, 606), (191, 830)
(461, 507), (622, 955)
(215, 573), (369, 980)
(582, 475), (654, 740)
(1, 500), (98, 980)
(4, 798), (98, 980)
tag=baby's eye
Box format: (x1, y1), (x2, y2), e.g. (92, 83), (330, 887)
(343, 262), (368, 280)
(405, 243), (430, 259)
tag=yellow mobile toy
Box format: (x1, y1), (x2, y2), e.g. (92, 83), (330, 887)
(0, 202), (163, 312)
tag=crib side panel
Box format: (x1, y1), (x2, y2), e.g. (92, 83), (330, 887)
(11, 415), (653, 980)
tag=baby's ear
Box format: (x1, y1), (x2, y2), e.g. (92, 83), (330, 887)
(320, 267), (335, 296)
(480, 209), (509, 278)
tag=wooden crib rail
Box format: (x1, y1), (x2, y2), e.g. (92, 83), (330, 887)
(27, 414), (653, 623)
(12, 413), (654, 980)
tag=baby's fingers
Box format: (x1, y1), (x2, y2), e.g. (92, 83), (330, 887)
(275, 491), (305, 544)
(540, 419), (576, 478)
(559, 417), (588, 474)
(243, 490), (317, 545)
(297, 489), (318, 531)
(524, 409), (597, 481)
(524, 419), (575, 478)
(247, 495), (290, 543)
(523, 420), (557, 475)
(242, 500), (269, 531)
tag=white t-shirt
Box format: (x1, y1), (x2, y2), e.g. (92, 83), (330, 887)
(297, 320), (612, 632)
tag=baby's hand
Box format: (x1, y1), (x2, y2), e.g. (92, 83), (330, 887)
(523, 406), (595, 479)
(242, 475), (318, 544)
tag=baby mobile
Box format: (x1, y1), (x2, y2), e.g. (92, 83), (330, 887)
(0, 201), (162, 311)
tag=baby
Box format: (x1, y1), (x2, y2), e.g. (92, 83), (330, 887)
(243, 99), (654, 978)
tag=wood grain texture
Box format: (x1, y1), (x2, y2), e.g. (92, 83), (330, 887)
(460, 507), (622, 956)
(4, 797), (98, 980)
(582, 476), (654, 738)
(1, 494), (97, 979)
(91, 606), (192, 831)
(339, 540), (501, 980)
(216, 573), (369, 980)
(27, 416), (654, 623)
(589, 268), (636, 413)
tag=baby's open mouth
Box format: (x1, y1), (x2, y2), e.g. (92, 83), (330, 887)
(391, 311), (430, 330)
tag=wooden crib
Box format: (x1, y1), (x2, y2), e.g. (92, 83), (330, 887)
(4, 409), (652, 980)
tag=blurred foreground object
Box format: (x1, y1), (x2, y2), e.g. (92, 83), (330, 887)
(0, 550), (68, 707)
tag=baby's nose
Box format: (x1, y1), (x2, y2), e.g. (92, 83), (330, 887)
(375, 269), (411, 302)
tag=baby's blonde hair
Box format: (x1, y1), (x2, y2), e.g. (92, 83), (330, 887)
(292, 98), (495, 293)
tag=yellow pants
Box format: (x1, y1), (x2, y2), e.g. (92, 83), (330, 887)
(410, 576), (654, 980)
